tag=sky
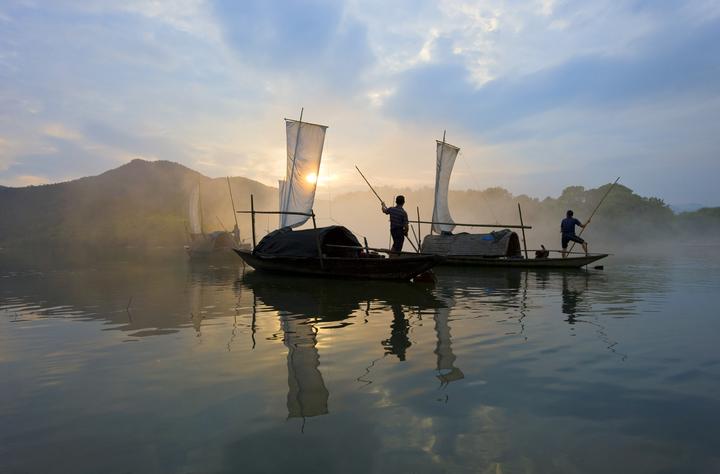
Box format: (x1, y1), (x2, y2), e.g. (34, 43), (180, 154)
(1, 0), (719, 205)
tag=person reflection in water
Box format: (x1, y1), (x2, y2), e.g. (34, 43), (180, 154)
(561, 273), (582, 324)
(382, 304), (411, 360)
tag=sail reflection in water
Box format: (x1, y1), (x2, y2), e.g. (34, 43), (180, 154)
(3, 250), (720, 474)
(244, 275), (333, 419)
(242, 272), (444, 420)
(434, 305), (464, 386)
(282, 314), (329, 418)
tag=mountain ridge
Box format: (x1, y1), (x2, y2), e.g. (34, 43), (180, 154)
(0, 159), (276, 248)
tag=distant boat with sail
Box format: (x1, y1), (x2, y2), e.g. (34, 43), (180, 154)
(415, 133), (608, 268)
(234, 111), (439, 280)
(184, 183), (246, 259)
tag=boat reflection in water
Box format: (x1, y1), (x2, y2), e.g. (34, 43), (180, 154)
(241, 271), (445, 420)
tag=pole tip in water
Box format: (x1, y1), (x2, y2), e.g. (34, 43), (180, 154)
(413, 271), (436, 284)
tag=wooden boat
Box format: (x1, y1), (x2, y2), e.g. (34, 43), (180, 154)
(410, 132), (609, 269)
(234, 112), (438, 280)
(185, 182), (248, 259)
(185, 231), (243, 259)
(235, 226), (439, 280)
(439, 252), (608, 268)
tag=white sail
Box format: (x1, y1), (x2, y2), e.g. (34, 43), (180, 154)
(279, 118), (327, 228)
(188, 183), (203, 235)
(432, 141), (460, 234)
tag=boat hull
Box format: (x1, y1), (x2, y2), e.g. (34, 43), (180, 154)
(439, 253), (608, 268)
(235, 250), (439, 280)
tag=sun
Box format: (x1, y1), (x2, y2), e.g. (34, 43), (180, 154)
(305, 173), (318, 184)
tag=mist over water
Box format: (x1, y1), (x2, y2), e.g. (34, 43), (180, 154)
(2, 247), (719, 473)
(306, 183), (719, 253)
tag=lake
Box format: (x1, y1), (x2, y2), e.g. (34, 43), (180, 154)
(1, 247), (719, 473)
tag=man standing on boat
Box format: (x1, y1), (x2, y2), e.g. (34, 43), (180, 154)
(561, 210), (589, 258)
(382, 195), (409, 254)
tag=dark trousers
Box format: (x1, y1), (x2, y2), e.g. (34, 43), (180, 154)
(390, 227), (405, 252)
(561, 233), (585, 249)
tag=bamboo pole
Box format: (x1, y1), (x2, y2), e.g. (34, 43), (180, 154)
(227, 176), (239, 232)
(250, 194), (256, 250)
(409, 219), (531, 230)
(316, 235), (324, 268)
(404, 233), (420, 253)
(325, 243), (421, 254)
(410, 225), (421, 253)
(416, 206), (422, 250)
(236, 210), (314, 216)
(569, 177), (620, 253)
(355, 165), (385, 205)
(517, 203), (528, 259)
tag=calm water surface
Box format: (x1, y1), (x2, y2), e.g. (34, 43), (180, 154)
(1, 248), (719, 473)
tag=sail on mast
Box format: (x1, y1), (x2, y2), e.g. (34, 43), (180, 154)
(188, 183), (203, 235)
(432, 140), (460, 234)
(279, 118), (328, 229)
(278, 179), (287, 227)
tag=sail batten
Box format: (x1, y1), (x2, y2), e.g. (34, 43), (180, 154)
(279, 118), (327, 229)
(432, 141), (460, 234)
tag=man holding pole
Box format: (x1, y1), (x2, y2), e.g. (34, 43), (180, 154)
(561, 210), (589, 258)
(382, 195), (409, 254)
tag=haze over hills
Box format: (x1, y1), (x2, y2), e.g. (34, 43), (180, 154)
(0, 159), (275, 248)
(1, 159), (718, 250)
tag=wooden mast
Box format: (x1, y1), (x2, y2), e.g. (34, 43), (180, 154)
(517, 203), (529, 259)
(281, 107), (304, 227)
(416, 206), (422, 251)
(432, 130), (447, 236)
(227, 176), (240, 241)
(250, 194), (256, 250)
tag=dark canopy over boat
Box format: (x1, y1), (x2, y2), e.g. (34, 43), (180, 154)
(421, 229), (522, 258)
(420, 228), (606, 268)
(235, 225), (439, 280)
(254, 226), (360, 258)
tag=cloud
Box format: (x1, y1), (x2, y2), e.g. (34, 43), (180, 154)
(387, 19), (720, 134)
(212, 0), (374, 91)
(0, 0), (719, 203)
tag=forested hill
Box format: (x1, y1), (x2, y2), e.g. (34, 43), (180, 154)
(325, 184), (720, 249)
(0, 159), (275, 248)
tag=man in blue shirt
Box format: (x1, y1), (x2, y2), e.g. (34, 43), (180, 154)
(561, 210), (590, 257)
(382, 195), (409, 254)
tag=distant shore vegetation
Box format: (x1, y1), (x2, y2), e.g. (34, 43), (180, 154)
(1, 159), (717, 249)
